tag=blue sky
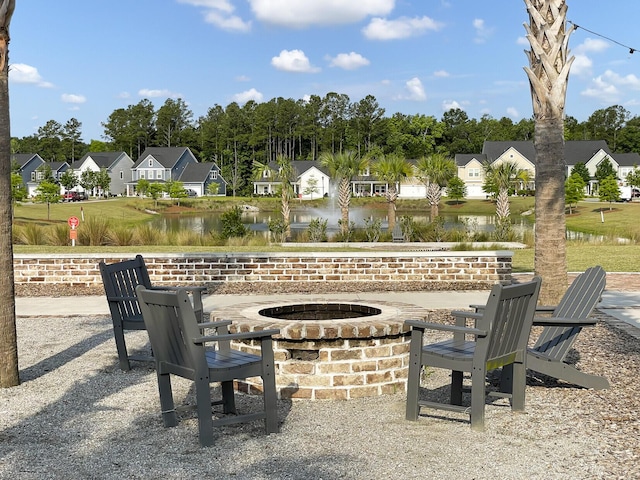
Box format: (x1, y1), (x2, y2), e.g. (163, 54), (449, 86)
(8, 0), (640, 143)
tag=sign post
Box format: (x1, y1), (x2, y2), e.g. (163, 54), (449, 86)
(68, 216), (79, 247)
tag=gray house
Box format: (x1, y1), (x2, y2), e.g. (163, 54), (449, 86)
(11, 153), (45, 197)
(178, 161), (227, 196)
(72, 151), (134, 196)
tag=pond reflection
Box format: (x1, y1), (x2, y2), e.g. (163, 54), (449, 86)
(149, 206), (535, 239)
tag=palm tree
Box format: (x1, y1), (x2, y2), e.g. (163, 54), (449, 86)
(524, 0), (573, 303)
(0, 0), (17, 388)
(415, 153), (457, 219)
(483, 161), (519, 241)
(275, 155), (296, 239)
(320, 151), (368, 236)
(371, 154), (413, 231)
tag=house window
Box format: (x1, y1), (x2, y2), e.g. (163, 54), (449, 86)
(31, 172), (35, 181)
(263, 170), (270, 178)
(359, 167), (370, 176)
(119, 171), (124, 180)
(210, 171), (217, 180)
(140, 171), (145, 179)
(156, 170), (163, 180)
(468, 168), (481, 178)
(148, 159), (153, 167)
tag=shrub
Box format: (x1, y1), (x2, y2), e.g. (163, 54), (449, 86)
(15, 224), (47, 245)
(48, 225), (70, 246)
(78, 217), (111, 246)
(109, 226), (136, 246)
(307, 218), (328, 242)
(220, 206), (248, 239)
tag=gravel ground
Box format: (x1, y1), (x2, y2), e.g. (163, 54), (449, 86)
(1, 301), (638, 479)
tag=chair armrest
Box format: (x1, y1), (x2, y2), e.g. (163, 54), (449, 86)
(149, 285), (207, 294)
(533, 316), (597, 326)
(451, 310), (482, 320)
(194, 328), (281, 344)
(405, 319), (487, 337)
(107, 295), (137, 303)
(198, 320), (232, 329)
(535, 305), (557, 313)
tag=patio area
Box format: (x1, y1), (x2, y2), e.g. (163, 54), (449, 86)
(0, 308), (637, 479)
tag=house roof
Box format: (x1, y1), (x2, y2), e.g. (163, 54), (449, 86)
(11, 153), (42, 168)
(48, 161), (69, 172)
(178, 162), (218, 183)
(133, 147), (192, 168)
(455, 153), (486, 167)
(611, 152), (640, 167)
(564, 140), (611, 164)
(77, 151), (126, 170)
(482, 141), (536, 161)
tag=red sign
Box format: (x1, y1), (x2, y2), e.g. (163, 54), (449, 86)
(68, 216), (80, 228)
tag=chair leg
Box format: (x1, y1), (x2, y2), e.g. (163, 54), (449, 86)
(157, 372), (178, 427)
(113, 325), (131, 371)
(451, 370), (463, 405)
(221, 381), (237, 414)
(262, 365), (279, 434)
(510, 361), (526, 411)
(405, 330), (424, 421)
(195, 378), (214, 447)
(470, 368), (486, 431)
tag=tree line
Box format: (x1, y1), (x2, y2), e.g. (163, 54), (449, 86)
(10, 94), (640, 197)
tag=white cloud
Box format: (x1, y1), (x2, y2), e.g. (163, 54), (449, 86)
(516, 36), (529, 46)
(472, 18), (493, 44)
(9, 63), (53, 87)
(327, 52), (370, 70)
(178, 0), (251, 32)
(442, 100), (463, 111)
(232, 87), (264, 104)
(138, 88), (183, 98)
(581, 69), (640, 104)
(117, 91), (131, 99)
(575, 38), (610, 54)
(235, 75), (251, 82)
(61, 94), (86, 104)
(363, 16), (443, 40)
(271, 49), (320, 73)
(506, 107), (519, 118)
(571, 54), (593, 77)
(402, 77), (426, 101)
(249, 0), (394, 28)
(433, 70), (450, 78)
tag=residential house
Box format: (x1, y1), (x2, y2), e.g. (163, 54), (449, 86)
(11, 153), (45, 197)
(72, 151), (134, 196)
(128, 147), (227, 197)
(178, 161), (227, 196)
(253, 160), (332, 199)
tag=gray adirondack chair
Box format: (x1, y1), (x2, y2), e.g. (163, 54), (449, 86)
(405, 277), (541, 431)
(99, 255), (206, 371)
(470, 266), (608, 389)
(135, 286), (280, 447)
(527, 266), (608, 390)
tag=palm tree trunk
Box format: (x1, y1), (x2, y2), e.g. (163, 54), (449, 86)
(0, 0), (18, 388)
(387, 187), (398, 230)
(338, 178), (350, 235)
(534, 117), (568, 302)
(524, 0), (572, 304)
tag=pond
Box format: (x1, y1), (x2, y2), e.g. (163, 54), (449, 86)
(149, 206), (535, 240)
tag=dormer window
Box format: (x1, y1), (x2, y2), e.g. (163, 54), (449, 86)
(148, 158), (153, 167)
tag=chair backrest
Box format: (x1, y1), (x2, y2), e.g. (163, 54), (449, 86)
(100, 255), (153, 322)
(476, 277), (541, 369)
(533, 266), (606, 359)
(135, 286), (204, 377)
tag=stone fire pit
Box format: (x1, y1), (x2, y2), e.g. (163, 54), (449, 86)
(211, 299), (430, 400)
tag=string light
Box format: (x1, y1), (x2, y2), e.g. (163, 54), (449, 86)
(568, 21), (637, 54)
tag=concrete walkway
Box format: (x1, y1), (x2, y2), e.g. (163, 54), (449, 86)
(14, 290), (640, 335)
